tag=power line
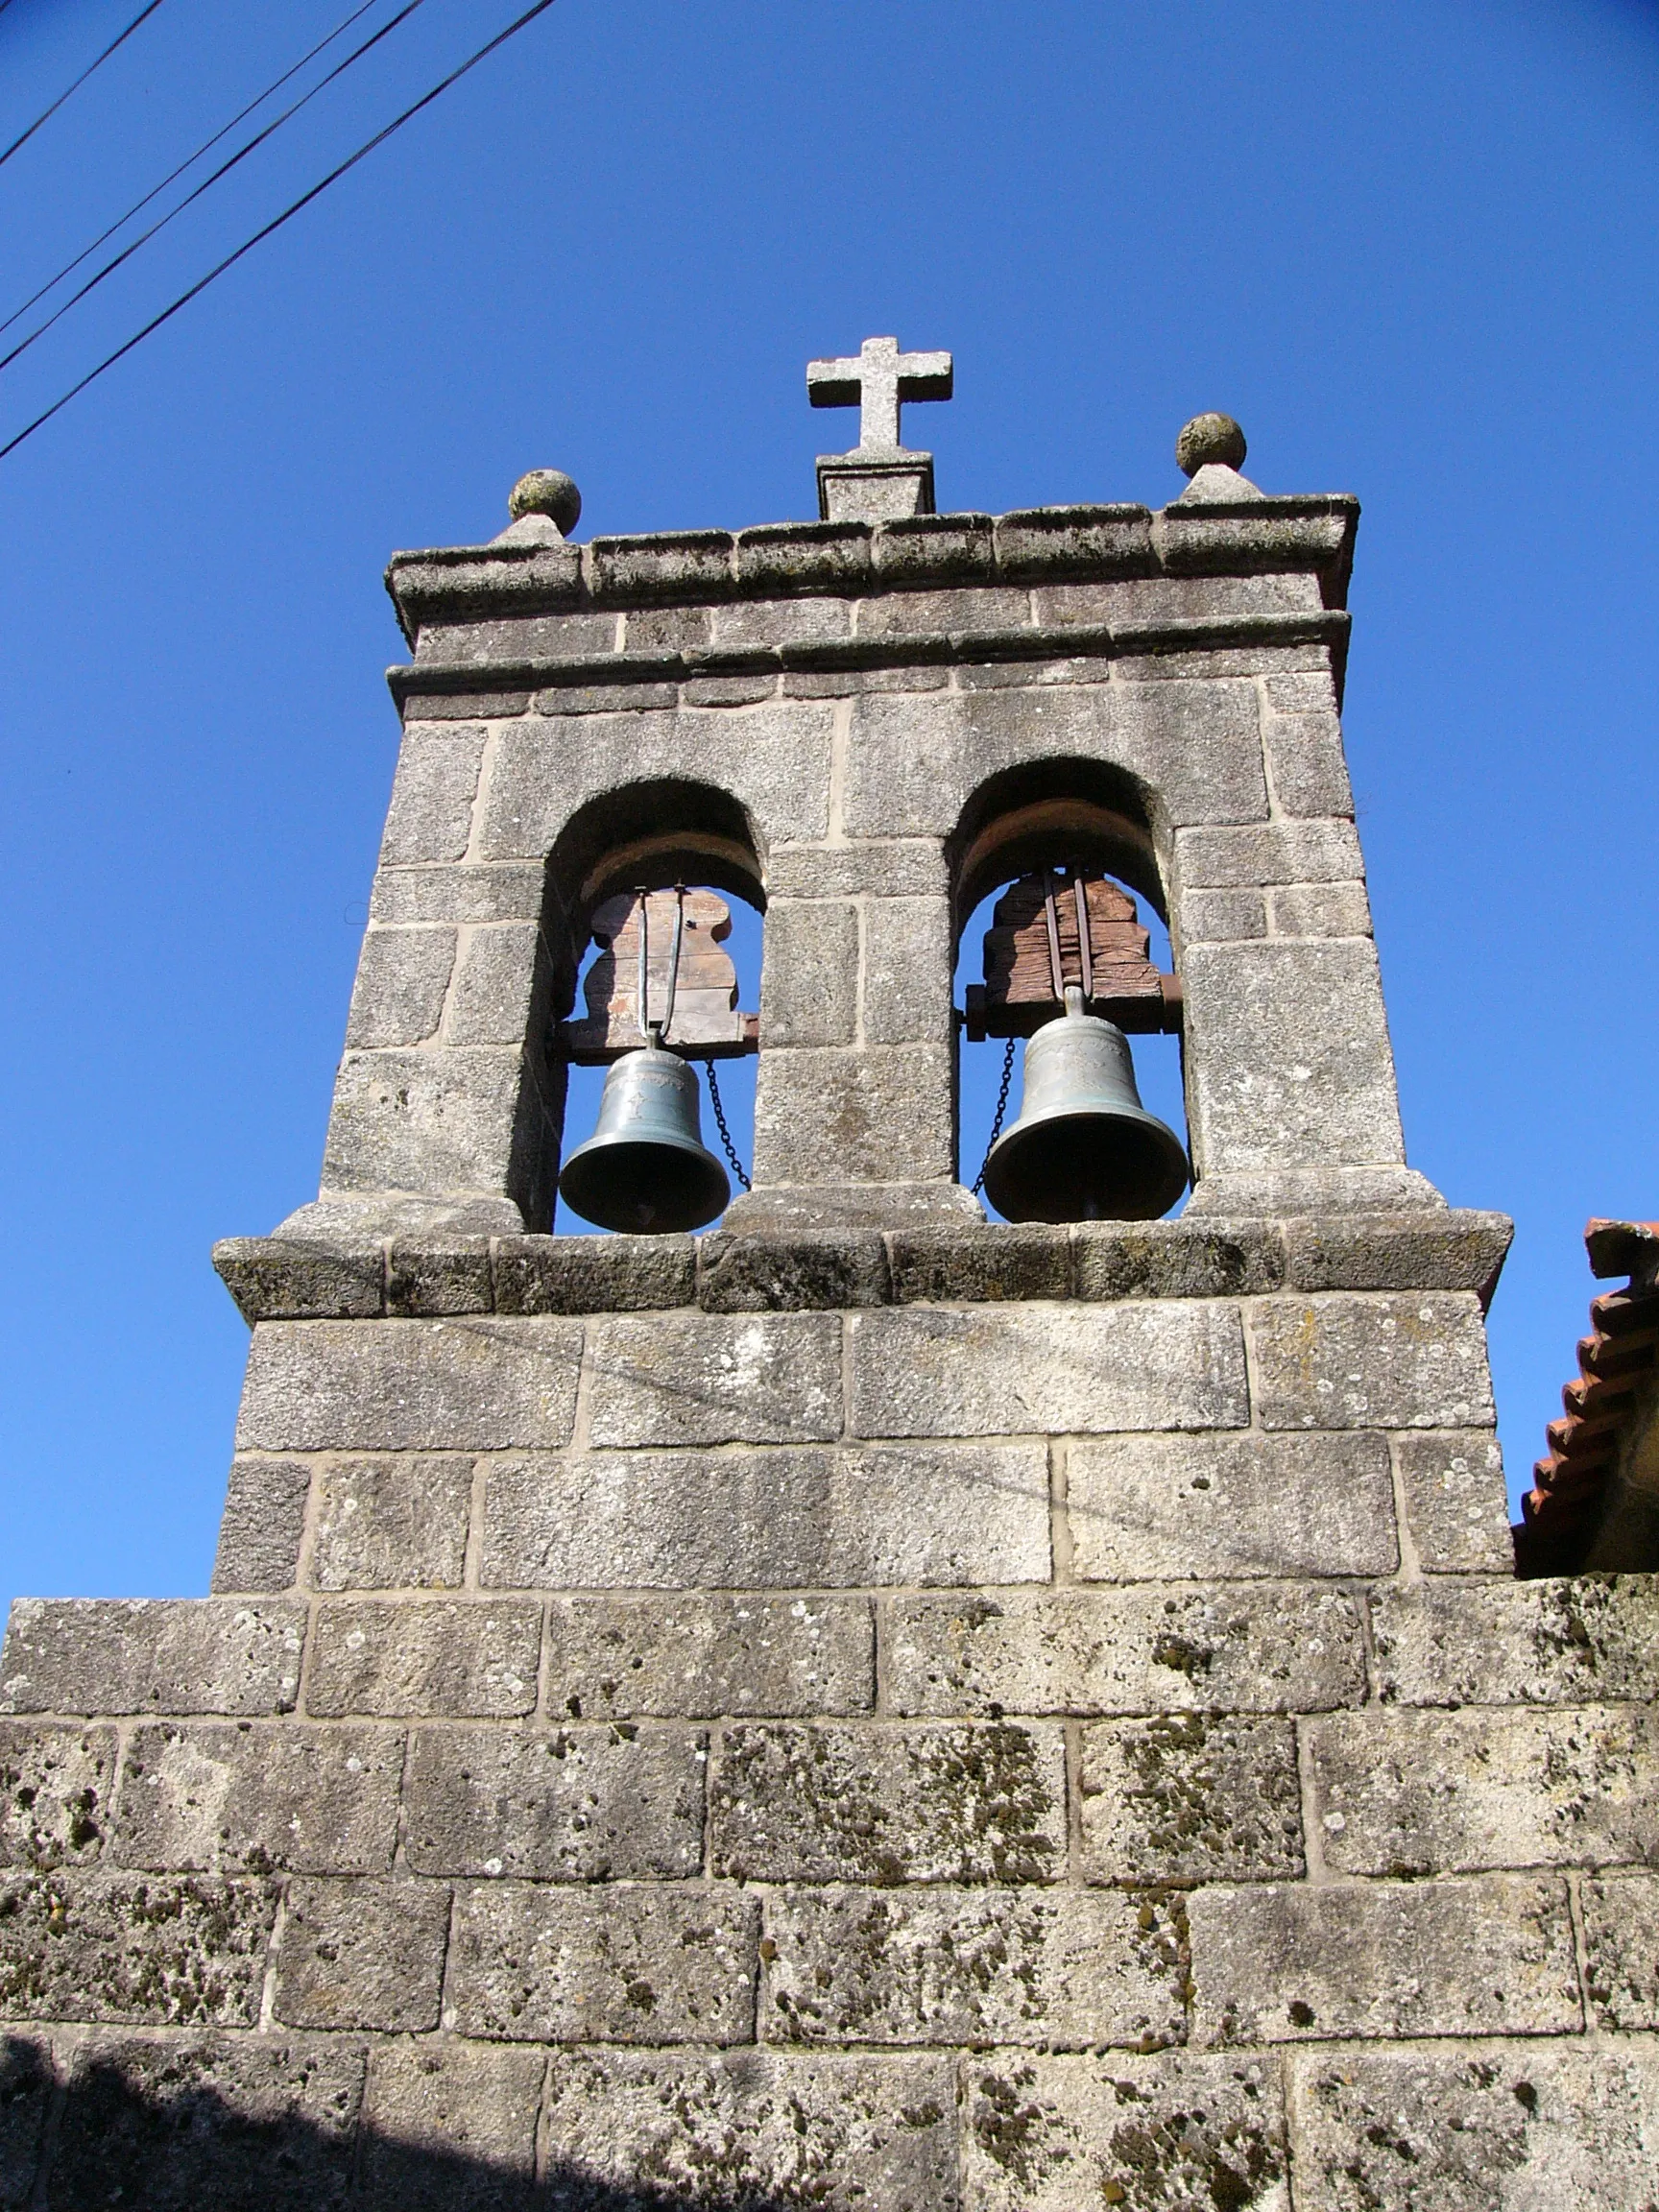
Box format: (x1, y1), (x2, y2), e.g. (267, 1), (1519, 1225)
(0, 0), (387, 342)
(0, 0), (561, 466)
(1, 0), (433, 375)
(0, 0), (167, 173)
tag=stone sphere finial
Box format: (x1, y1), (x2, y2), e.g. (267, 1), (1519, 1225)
(509, 469), (582, 536)
(1175, 414), (1247, 478)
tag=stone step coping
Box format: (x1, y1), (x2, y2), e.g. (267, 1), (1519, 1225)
(389, 607), (1351, 712)
(210, 1210), (1512, 1326)
(385, 495), (1359, 642)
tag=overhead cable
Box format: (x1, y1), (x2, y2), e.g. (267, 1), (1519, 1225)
(0, 0), (386, 342)
(1, 0), (434, 376)
(0, 0), (167, 173)
(0, 0), (561, 466)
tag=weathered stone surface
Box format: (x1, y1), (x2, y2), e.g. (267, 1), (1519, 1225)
(493, 1234), (695, 1314)
(540, 2047), (958, 2209)
(370, 860), (545, 926)
(844, 683), (1269, 841)
(446, 1880), (757, 2043)
(1071, 1220), (1286, 1302)
(696, 1231), (890, 1311)
(1250, 1293), (1494, 1429)
(212, 1237), (384, 1322)
(863, 895), (953, 1046)
(113, 1721), (402, 1875)
(759, 899), (858, 1046)
(310, 1455), (472, 1590)
(211, 1458), (311, 1592)
(1183, 885), (1267, 941)
(307, 1600), (541, 1718)
(1080, 1715), (1304, 1884)
(379, 724), (487, 865)
(1286, 2040), (1659, 2212)
(543, 1595), (873, 1718)
(1268, 880), (1371, 936)
(761, 1884), (1184, 2051)
(890, 1585), (1364, 1716)
(0, 1599), (303, 1718)
(236, 1319), (582, 1453)
(0, 1868), (276, 2026)
(725, 1178), (982, 1235)
(1282, 1211), (1511, 1299)
(50, 2032), (366, 2212)
(1393, 1428), (1513, 1573)
(1190, 1876), (1579, 2043)
(1373, 1574), (1659, 1706)
(1582, 1871), (1659, 2028)
(1177, 818), (1362, 890)
(1262, 710), (1354, 819)
(443, 923), (540, 1047)
(273, 1876), (449, 2032)
(885, 1223), (1071, 1304)
(320, 1046), (529, 1202)
(764, 839), (946, 900)
(849, 1303), (1248, 1436)
(961, 2048), (1288, 2212)
(358, 2039), (541, 2210)
(753, 1044), (956, 1185)
(0, 2033), (51, 2210)
(483, 1444), (1050, 1589)
(402, 1724), (706, 1879)
(586, 1313), (840, 1446)
(1068, 1431), (1397, 1580)
(345, 927), (456, 1048)
(478, 705), (833, 860)
(0, 1722), (115, 1867)
(386, 1238), (493, 1316)
(709, 1721), (1065, 1884)
(1308, 1705), (1659, 1874)
(1182, 941), (1407, 1177)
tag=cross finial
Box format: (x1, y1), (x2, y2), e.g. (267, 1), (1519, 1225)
(806, 335), (952, 455)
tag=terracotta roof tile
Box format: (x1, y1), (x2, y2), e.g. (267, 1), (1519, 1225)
(1518, 1218), (1659, 1572)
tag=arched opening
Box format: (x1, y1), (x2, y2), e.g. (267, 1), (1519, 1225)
(949, 760), (1189, 1222)
(541, 781), (764, 1236)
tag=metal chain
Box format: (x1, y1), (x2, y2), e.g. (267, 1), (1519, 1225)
(704, 1060), (752, 1190)
(971, 1037), (1019, 1193)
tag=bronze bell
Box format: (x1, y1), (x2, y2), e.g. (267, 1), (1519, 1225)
(558, 1045), (730, 1234)
(983, 989), (1189, 1224)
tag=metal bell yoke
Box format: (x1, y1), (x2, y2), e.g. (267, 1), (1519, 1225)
(558, 886), (731, 1235)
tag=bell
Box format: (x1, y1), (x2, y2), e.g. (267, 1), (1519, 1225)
(558, 1046), (730, 1234)
(983, 991), (1189, 1224)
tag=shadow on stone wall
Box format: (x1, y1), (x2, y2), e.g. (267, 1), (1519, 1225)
(0, 2034), (800, 2211)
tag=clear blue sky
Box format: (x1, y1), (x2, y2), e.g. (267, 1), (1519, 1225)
(2, 0), (1655, 1618)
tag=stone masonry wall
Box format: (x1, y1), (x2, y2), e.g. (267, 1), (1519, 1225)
(5, 1216), (1659, 2205)
(4, 486), (1657, 2207)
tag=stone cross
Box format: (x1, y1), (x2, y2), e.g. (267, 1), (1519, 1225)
(807, 335), (952, 454)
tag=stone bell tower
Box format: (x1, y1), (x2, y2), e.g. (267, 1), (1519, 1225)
(3, 350), (1657, 2209)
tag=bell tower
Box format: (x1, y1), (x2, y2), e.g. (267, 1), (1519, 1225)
(4, 352), (1657, 2208)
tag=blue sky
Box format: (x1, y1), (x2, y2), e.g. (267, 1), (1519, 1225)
(1, 0), (1655, 1616)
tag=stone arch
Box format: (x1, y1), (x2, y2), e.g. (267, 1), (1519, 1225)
(536, 777), (767, 1229)
(947, 755), (1170, 943)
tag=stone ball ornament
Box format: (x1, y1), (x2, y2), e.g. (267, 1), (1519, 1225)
(508, 468), (582, 536)
(1175, 412), (1248, 477)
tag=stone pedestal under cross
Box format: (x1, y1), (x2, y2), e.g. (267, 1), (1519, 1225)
(807, 334), (952, 521)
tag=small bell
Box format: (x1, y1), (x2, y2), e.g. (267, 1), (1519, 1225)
(983, 988), (1189, 1224)
(558, 1046), (730, 1233)
(558, 881), (731, 1235)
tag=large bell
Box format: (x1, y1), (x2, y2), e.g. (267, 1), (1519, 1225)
(558, 1046), (730, 1234)
(983, 994), (1189, 1224)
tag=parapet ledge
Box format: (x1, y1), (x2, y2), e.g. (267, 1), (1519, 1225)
(383, 495), (1359, 647)
(212, 1207), (1510, 1326)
